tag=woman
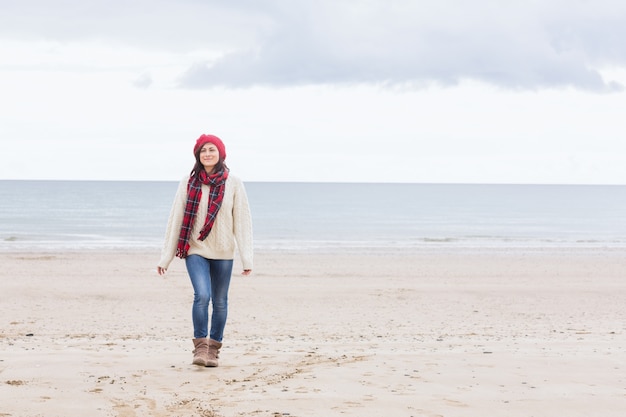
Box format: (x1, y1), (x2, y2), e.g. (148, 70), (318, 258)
(157, 134), (253, 367)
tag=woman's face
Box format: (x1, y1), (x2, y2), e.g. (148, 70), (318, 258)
(199, 143), (220, 172)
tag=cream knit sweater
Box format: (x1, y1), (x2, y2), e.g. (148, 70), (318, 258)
(158, 174), (253, 271)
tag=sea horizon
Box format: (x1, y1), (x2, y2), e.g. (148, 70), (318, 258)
(1, 180), (625, 252)
(2, 178), (625, 186)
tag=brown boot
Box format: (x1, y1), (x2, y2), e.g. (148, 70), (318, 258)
(192, 338), (209, 366)
(206, 339), (222, 367)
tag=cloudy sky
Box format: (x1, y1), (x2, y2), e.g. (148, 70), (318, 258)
(1, 0), (625, 184)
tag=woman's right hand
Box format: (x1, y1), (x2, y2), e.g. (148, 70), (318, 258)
(157, 266), (167, 276)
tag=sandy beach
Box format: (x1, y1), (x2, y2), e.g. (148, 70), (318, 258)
(1, 248), (625, 416)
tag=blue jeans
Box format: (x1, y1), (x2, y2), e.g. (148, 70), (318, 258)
(185, 255), (233, 341)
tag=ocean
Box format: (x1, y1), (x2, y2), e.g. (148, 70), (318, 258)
(0, 180), (625, 252)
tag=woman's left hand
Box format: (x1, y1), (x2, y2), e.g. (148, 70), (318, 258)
(242, 269), (252, 276)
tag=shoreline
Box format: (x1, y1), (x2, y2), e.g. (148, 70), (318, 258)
(2, 243), (626, 254)
(1, 249), (625, 416)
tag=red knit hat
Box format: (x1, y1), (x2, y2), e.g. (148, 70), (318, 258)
(193, 134), (226, 160)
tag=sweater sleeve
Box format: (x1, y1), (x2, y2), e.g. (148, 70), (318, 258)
(157, 177), (188, 270)
(232, 178), (254, 270)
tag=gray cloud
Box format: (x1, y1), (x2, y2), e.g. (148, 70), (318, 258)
(177, 1), (626, 91)
(2, 0), (626, 91)
(132, 72), (153, 89)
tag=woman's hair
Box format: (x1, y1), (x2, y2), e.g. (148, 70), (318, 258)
(189, 150), (227, 178)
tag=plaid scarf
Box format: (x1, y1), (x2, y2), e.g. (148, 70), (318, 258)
(176, 169), (229, 258)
